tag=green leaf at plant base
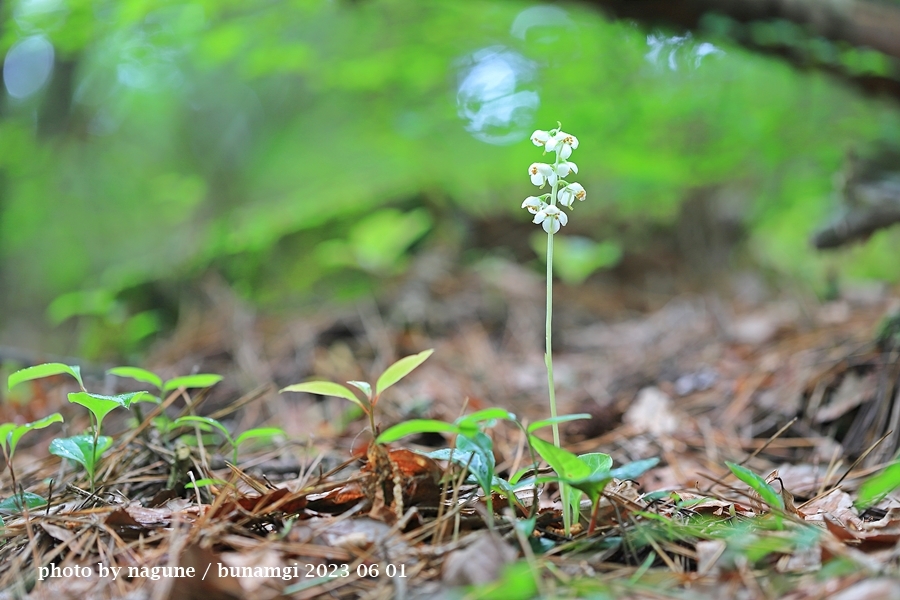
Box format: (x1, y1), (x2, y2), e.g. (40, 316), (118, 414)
(234, 427), (286, 448)
(108, 366), (163, 390)
(856, 461), (900, 508)
(527, 413), (592, 433)
(68, 392), (147, 429)
(8, 363), (84, 392)
(280, 381), (369, 412)
(529, 436), (591, 481)
(162, 374), (223, 393)
(49, 434), (113, 478)
(726, 462), (784, 511)
(5, 413), (64, 458)
(457, 431), (496, 496)
(0, 492), (47, 514)
(565, 452), (614, 519)
(375, 349), (433, 396)
(376, 419), (461, 444)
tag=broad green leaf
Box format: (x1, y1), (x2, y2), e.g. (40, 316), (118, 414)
(234, 427), (286, 448)
(7, 413), (64, 458)
(0, 492), (47, 513)
(375, 349), (433, 396)
(726, 462), (784, 511)
(171, 416), (234, 447)
(529, 436), (591, 481)
(280, 381), (369, 411)
(527, 413), (592, 433)
(162, 374), (223, 393)
(8, 363), (84, 391)
(346, 380), (372, 399)
(108, 366), (163, 390)
(68, 392), (146, 429)
(376, 419), (461, 444)
(49, 434), (113, 478)
(580, 453), (614, 473)
(857, 461), (900, 508)
(566, 452), (613, 518)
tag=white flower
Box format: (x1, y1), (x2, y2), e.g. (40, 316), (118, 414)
(533, 205), (568, 234)
(555, 161), (578, 178)
(546, 131), (579, 159)
(557, 182), (586, 207)
(530, 129), (551, 147)
(522, 196), (546, 214)
(529, 163), (557, 187)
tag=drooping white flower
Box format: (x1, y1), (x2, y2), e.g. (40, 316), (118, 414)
(522, 196), (546, 214)
(530, 129), (551, 147)
(557, 182), (586, 207)
(529, 163), (557, 187)
(546, 131), (579, 159)
(533, 204), (568, 234)
(555, 161), (578, 178)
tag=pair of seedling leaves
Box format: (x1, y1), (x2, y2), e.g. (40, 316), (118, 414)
(281, 349), (658, 529)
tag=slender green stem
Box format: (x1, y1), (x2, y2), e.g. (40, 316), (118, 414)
(545, 148), (563, 448)
(544, 146), (571, 534)
(546, 234), (558, 447)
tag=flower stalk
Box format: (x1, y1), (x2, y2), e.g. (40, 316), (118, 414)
(523, 123), (585, 534)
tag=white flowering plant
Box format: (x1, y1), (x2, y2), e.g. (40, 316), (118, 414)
(525, 124), (588, 534)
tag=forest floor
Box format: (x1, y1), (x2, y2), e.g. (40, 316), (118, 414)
(2, 249), (900, 599)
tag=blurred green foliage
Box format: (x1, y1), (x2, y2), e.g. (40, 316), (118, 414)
(1, 0), (899, 356)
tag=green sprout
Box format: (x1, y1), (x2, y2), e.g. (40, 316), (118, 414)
(0, 413), (63, 511)
(168, 415), (285, 464)
(8, 363), (146, 490)
(280, 349), (433, 438)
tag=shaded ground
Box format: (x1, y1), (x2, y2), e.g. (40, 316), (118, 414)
(2, 250), (900, 599)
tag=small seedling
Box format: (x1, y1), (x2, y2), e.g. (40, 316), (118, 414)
(280, 349), (433, 437)
(0, 413), (63, 510)
(49, 434), (113, 487)
(168, 415), (284, 464)
(378, 410), (592, 523)
(8, 363), (147, 490)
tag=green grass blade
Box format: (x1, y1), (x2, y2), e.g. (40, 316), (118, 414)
(857, 461), (900, 508)
(726, 461), (784, 510)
